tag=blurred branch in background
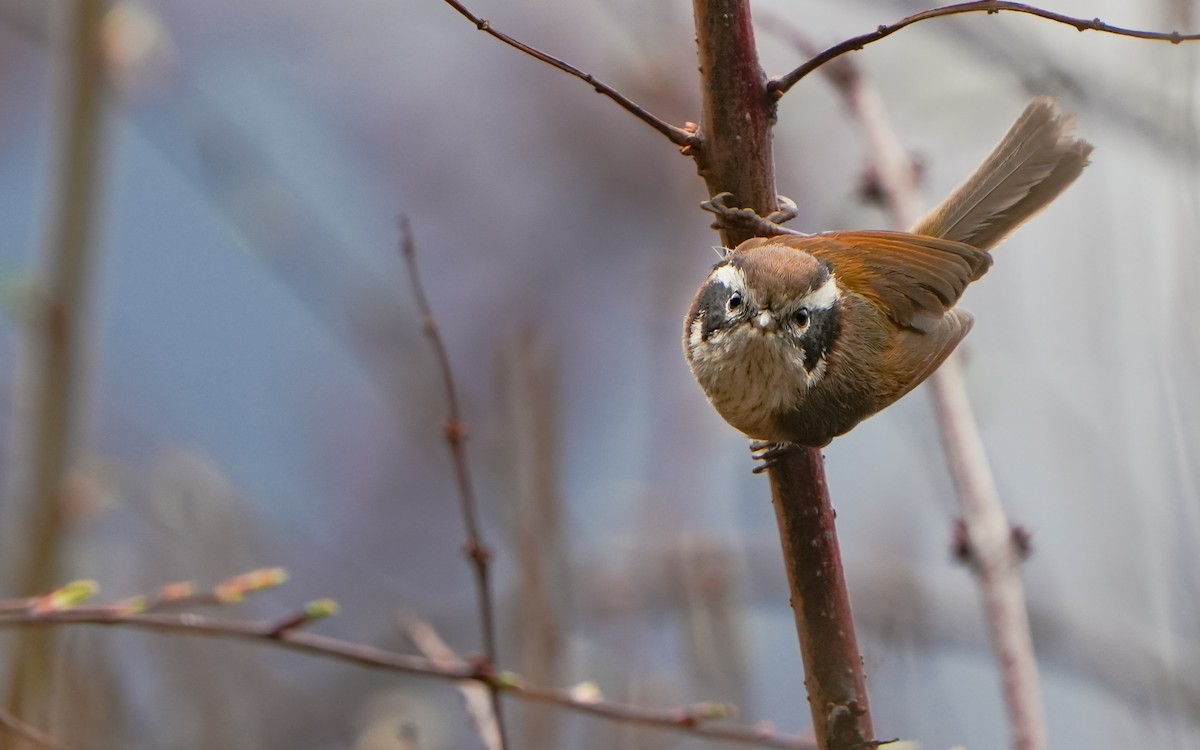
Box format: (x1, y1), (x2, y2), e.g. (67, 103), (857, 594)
(2, 0), (110, 741)
(495, 330), (566, 750)
(674, 535), (753, 730)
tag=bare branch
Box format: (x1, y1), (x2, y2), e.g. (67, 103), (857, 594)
(690, 3), (875, 749)
(0, 594), (814, 750)
(398, 217), (508, 747)
(770, 1), (1200, 96)
(440, 0), (697, 149)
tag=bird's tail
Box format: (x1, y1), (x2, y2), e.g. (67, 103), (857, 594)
(912, 97), (1093, 251)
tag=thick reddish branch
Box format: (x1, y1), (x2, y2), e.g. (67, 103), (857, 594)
(691, 2), (875, 748)
(768, 450), (875, 749)
(693, 0), (778, 243)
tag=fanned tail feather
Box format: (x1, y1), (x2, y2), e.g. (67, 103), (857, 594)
(912, 97), (1093, 250)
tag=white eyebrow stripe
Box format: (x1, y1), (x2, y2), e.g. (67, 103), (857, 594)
(801, 276), (840, 310)
(709, 264), (746, 290)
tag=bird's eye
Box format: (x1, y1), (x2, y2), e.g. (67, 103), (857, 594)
(727, 293), (743, 314)
(794, 307), (810, 327)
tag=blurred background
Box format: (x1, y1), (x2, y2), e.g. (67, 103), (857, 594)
(0, 0), (1197, 748)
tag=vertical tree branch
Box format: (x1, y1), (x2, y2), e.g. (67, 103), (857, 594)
(398, 218), (508, 749)
(4, 0), (109, 737)
(693, 0), (778, 238)
(691, 3), (875, 748)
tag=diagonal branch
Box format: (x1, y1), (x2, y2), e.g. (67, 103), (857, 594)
(770, 0), (1200, 96)
(440, 0), (698, 148)
(399, 217), (508, 748)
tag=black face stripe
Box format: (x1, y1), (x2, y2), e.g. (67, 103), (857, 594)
(696, 264), (739, 342)
(802, 300), (841, 372)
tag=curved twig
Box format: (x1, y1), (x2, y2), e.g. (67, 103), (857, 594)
(440, 0), (698, 149)
(771, 1), (1200, 95)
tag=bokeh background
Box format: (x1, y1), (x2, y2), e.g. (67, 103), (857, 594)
(0, 0), (1198, 748)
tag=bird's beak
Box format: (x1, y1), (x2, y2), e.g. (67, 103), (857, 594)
(752, 311), (778, 333)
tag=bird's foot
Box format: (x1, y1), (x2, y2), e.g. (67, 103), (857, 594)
(749, 440), (799, 474)
(700, 193), (808, 239)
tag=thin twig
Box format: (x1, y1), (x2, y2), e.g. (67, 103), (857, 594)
(0, 603), (813, 750)
(398, 217), (508, 748)
(439, 0), (697, 149)
(770, 0), (1200, 95)
(780, 28), (1048, 748)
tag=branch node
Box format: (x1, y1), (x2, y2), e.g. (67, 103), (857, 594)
(443, 418), (468, 445)
(468, 653), (497, 680)
(267, 599), (339, 637)
(951, 518), (972, 564)
(464, 539), (494, 566)
(1011, 525), (1034, 560)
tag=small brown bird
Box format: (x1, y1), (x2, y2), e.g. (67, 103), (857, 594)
(684, 97), (1093, 447)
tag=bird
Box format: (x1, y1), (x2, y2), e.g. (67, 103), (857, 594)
(683, 97), (1093, 448)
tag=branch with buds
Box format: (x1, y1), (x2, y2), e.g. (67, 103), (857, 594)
(0, 573), (814, 750)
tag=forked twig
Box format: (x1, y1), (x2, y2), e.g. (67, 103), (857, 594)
(440, 0), (697, 149)
(770, 0), (1200, 95)
(405, 617), (502, 750)
(398, 217), (508, 747)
